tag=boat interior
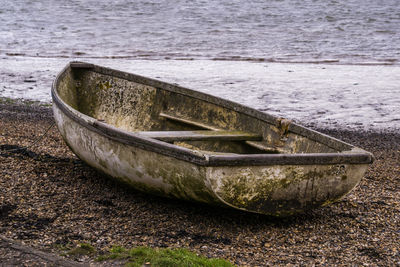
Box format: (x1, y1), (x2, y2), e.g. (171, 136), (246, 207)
(55, 64), (352, 156)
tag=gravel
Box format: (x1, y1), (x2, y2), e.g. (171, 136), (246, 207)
(0, 101), (399, 266)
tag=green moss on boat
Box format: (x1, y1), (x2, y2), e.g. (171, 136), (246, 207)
(52, 62), (373, 216)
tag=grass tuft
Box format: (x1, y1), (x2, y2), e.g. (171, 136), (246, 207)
(97, 246), (235, 267)
(0, 97), (52, 107)
(67, 243), (96, 256)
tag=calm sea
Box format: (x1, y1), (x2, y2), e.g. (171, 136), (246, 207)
(1, 0), (399, 64)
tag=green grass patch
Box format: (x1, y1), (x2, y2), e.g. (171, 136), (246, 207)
(0, 97), (17, 105)
(97, 245), (235, 267)
(67, 243), (96, 256)
(0, 96), (52, 107)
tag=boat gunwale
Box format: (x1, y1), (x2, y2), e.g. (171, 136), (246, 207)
(51, 62), (374, 166)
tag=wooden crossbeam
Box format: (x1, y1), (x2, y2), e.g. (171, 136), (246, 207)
(159, 112), (220, 131)
(158, 112), (282, 152)
(136, 130), (262, 142)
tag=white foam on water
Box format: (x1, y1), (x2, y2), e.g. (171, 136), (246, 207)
(1, 57), (399, 131)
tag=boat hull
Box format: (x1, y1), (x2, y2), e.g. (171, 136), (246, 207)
(53, 104), (219, 205)
(53, 102), (368, 216)
(52, 62), (373, 216)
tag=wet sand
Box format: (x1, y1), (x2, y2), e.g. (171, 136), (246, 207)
(0, 100), (399, 266)
(2, 57), (400, 132)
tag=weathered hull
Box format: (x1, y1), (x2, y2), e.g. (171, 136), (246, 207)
(208, 163), (369, 215)
(53, 104), (219, 204)
(52, 62), (373, 216)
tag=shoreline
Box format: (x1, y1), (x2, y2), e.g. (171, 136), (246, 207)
(1, 57), (400, 132)
(3, 54), (399, 66)
(0, 100), (399, 266)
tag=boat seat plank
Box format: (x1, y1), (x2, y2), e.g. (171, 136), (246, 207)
(136, 130), (262, 142)
(159, 112), (283, 152)
(160, 112), (220, 131)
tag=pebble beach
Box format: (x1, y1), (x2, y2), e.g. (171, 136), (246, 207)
(1, 0), (400, 265)
(1, 100), (399, 266)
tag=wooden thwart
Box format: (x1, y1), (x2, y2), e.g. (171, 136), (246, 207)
(159, 112), (283, 152)
(136, 130), (262, 142)
(160, 112), (220, 131)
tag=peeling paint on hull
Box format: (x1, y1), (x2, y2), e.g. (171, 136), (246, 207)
(53, 104), (219, 204)
(208, 164), (368, 216)
(51, 62), (373, 216)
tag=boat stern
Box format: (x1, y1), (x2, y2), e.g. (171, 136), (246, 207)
(207, 163), (369, 216)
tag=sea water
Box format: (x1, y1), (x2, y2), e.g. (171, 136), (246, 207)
(1, 0), (399, 131)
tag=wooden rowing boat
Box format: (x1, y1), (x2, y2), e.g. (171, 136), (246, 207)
(52, 62), (373, 216)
